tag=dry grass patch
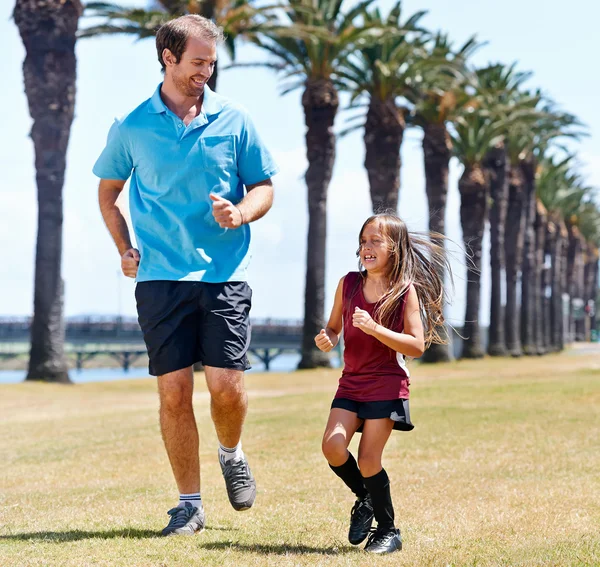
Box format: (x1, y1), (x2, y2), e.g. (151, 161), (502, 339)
(1, 351), (599, 566)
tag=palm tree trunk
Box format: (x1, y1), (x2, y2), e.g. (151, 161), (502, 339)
(483, 143), (509, 356)
(575, 235), (587, 341)
(533, 200), (547, 354)
(543, 221), (554, 351)
(504, 165), (526, 356)
(458, 163), (488, 359)
(298, 78), (338, 369)
(420, 122), (452, 363)
(520, 157), (537, 355)
(14, 0), (82, 383)
(587, 247), (599, 339)
(552, 219), (568, 351)
(364, 96), (404, 212)
(545, 217), (557, 351)
(566, 225), (584, 342)
(208, 61), (218, 92)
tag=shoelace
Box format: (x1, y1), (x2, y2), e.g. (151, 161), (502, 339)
(366, 527), (394, 548)
(165, 505), (197, 529)
(223, 460), (251, 490)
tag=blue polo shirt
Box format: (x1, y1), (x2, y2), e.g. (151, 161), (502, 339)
(93, 84), (279, 283)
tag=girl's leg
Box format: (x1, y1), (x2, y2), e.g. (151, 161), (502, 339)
(322, 408), (366, 497)
(358, 419), (396, 531)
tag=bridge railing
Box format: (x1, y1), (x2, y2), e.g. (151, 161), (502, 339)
(0, 316), (304, 342)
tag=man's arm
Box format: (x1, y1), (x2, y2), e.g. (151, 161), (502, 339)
(98, 178), (139, 278)
(210, 178), (274, 229)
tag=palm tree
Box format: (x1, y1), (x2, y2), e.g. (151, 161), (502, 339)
(336, 1), (427, 212)
(451, 76), (515, 358)
(411, 32), (479, 363)
(477, 63), (533, 357)
(247, 0), (379, 368)
(540, 156), (594, 344)
(14, 0), (83, 383)
(537, 155), (577, 351)
(503, 99), (582, 356)
(520, 107), (584, 354)
(578, 204), (600, 339)
(533, 199), (548, 354)
(80, 0), (275, 90)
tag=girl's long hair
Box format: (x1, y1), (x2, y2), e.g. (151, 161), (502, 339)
(352, 213), (452, 348)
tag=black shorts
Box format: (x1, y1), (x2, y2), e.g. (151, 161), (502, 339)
(135, 280), (252, 376)
(331, 398), (414, 432)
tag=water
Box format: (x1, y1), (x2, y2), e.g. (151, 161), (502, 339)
(0, 353), (341, 384)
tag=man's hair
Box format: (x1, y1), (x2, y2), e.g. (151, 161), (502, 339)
(156, 15), (224, 71)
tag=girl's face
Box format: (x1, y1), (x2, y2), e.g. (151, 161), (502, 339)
(359, 222), (391, 275)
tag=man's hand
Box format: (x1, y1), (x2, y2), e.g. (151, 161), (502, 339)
(210, 193), (243, 229)
(121, 248), (140, 278)
(315, 328), (335, 352)
(352, 307), (378, 336)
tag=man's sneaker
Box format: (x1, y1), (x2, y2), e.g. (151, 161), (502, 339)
(348, 494), (374, 545)
(220, 456), (256, 511)
(161, 502), (205, 536)
(364, 527), (402, 554)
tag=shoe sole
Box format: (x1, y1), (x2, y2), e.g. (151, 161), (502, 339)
(164, 525), (205, 536)
(231, 501), (254, 511)
(365, 541), (402, 554)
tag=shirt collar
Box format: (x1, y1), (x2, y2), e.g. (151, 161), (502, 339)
(148, 83), (225, 116)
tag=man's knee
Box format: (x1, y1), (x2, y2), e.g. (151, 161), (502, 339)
(206, 368), (246, 407)
(159, 375), (193, 412)
(211, 381), (245, 407)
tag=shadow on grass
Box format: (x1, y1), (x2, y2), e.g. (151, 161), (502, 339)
(0, 525), (233, 542)
(199, 541), (355, 555)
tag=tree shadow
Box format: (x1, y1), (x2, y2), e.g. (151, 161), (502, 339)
(0, 525), (234, 542)
(199, 541), (356, 555)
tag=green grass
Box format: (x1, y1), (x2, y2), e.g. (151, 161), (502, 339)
(1, 352), (599, 566)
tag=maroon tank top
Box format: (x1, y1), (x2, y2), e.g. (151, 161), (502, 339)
(335, 271), (410, 401)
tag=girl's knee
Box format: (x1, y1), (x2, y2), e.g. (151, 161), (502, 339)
(322, 437), (347, 465)
(357, 454), (382, 477)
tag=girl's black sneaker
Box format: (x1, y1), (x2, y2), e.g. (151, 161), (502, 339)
(348, 494), (374, 545)
(364, 527), (402, 554)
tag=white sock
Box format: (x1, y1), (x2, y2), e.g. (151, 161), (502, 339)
(179, 492), (202, 509)
(219, 442), (244, 464)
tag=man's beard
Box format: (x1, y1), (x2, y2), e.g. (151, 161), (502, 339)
(173, 70), (204, 98)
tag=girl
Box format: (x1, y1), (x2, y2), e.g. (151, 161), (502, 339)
(315, 213), (449, 554)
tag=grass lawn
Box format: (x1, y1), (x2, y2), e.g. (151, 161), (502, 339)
(1, 350), (599, 566)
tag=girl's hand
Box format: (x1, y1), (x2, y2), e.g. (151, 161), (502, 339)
(315, 329), (335, 352)
(352, 307), (378, 336)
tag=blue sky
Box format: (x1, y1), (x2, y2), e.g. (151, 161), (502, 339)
(1, 0), (599, 326)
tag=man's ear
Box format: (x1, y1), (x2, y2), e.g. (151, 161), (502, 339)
(162, 48), (176, 68)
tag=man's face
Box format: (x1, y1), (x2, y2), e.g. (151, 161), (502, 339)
(165, 36), (217, 97)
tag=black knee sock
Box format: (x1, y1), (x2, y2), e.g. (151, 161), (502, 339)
(362, 468), (395, 531)
(329, 453), (368, 498)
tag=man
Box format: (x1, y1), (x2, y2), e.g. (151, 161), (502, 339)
(93, 15), (278, 536)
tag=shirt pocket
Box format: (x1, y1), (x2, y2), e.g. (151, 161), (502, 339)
(200, 135), (235, 169)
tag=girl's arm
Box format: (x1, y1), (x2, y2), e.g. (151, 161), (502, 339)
(352, 285), (425, 358)
(314, 276), (345, 352)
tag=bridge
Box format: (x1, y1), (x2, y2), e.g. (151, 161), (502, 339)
(0, 316), (339, 371)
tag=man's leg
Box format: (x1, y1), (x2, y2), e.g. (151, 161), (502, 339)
(157, 366), (200, 494)
(204, 366), (247, 448)
(205, 365), (255, 510)
(157, 366), (205, 535)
